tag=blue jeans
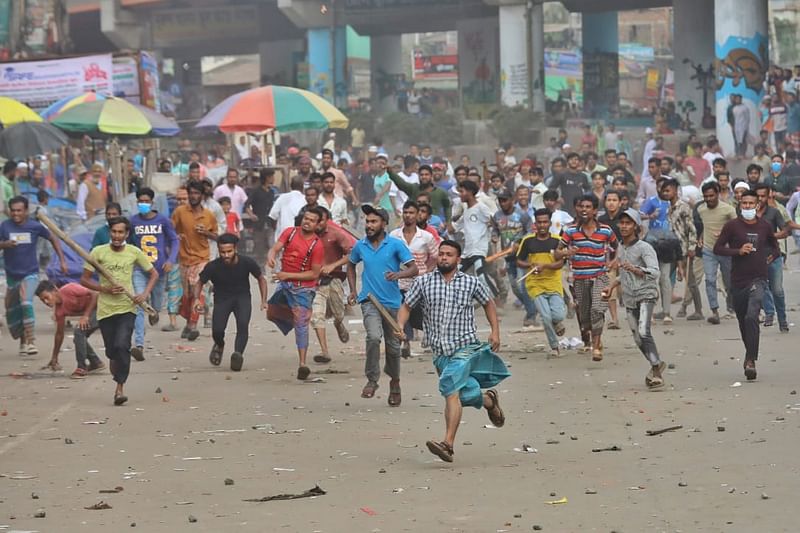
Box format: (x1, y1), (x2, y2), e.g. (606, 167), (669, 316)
(702, 249), (732, 312)
(133, 268), (166, 347)
(507, 261), (537, 320)
(533, 292), (567, 349)
(762, 256), (786, 324)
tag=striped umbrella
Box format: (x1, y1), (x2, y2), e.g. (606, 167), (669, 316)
(40, 92), (107, 121)
(0, 97), (42, 127)
(50, 97), (179, 137)
(196, 85), (349, 133)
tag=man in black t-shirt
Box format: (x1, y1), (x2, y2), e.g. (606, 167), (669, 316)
(548, 152), (590, 216)
(245, 169), (277, 264)
(197, 233), (268, 372)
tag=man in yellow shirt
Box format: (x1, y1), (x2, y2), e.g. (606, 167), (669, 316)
(516, 208), (567, 358)
(81, 217), (158, 406)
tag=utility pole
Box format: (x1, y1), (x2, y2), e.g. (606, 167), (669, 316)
(529, 0), (546, 113)
(329, 0), (337, 106)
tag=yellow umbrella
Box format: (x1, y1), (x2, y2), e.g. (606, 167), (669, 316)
(0, 97), (42, 127)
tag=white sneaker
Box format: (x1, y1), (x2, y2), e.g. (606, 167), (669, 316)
(26, 343), (38, 355)
(18, 344), (27, 356)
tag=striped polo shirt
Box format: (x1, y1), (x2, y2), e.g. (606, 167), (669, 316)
(560, 222), (617, 280)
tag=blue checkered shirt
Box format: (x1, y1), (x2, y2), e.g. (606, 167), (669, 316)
(404, 269), (491, 356)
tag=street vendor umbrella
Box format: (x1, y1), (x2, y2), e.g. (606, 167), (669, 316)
(0, 97), (42, 127)
(50, 96), (180, 137)
(0, 122), (68, 160)
(196, 85), (349, 133)
(39, 92), (108, 121)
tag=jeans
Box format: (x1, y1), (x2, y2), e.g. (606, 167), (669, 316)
(626, 300), (661, 367)
(702, 249), (732, 312)
(658, 261), (673, 316)
(507, 261), (537, 320)
(74, 313), (102, 369)
(99, 312), (136, 384)
(732, 280), (766, 361)
(681, 256), (704, 314)
(533, 292), (567, 349)
(133, 268), (166, 347)
(212, 293), (252, 354)
(361, 301), (401, 383)
(762, 257), (786, 324)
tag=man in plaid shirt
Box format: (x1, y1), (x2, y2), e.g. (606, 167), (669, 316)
(398, 239), (510, 463)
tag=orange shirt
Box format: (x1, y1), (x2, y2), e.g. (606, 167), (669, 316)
(171, 204), (218, 266)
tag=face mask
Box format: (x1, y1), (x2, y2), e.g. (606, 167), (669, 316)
(137, 203), (152, 215)
(741, 208), (757, 220)
(771, 162), (782, 173)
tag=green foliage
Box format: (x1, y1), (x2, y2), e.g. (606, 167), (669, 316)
(488, 106), (544, 145)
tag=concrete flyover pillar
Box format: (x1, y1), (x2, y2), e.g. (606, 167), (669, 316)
(714, 0), (769, 158)
(581, 11), (619, 119)
(457, 16), (500, 119)
(672, 0), (714, 127)
(499, 4), (527, 107)
(370, 34), (403, 114)
(259, 40), (305, 86)
(307, 27), (347, 106)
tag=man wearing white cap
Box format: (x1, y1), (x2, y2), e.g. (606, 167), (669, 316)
(641, 128), (656, 179)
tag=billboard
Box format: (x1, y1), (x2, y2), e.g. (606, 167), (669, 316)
(412, 50), (457, 81)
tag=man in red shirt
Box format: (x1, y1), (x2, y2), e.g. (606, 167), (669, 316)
(311, 207), (356, 364)
(266, 207), (325, 380)
(35, 281), (106, 378)
(684, 141), (712, 185)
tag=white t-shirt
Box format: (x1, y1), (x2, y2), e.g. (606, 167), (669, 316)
(549, 209), (574, 236)
(529, 182), (548, 210)
(268, 190), (306, 237)
(407, 93), (421, 114)
(319, 193), (349, 225)
(213, 184), (249, 215)
(454, 202), (492, 258)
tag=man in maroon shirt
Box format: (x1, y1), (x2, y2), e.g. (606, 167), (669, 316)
(35, 281), (105, 378)
(713, 190), (780, 381)
(311, 207), (356, 364)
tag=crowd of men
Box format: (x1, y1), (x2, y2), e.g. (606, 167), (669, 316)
(2, 120), (798, 461)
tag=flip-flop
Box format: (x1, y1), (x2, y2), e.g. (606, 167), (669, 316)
(313, 354), (332, 364)
(486, 389), (505, 427)
(647, 376), (665, 389)
(334, 321), (350, 343)
(388, 380), (401, 407)
(361, 381), (378, 398)
(592, 349), (603, 361)
(114, 394), (128, 406)
(297, 366), (311, 380)
(554, 321), (566, 337)
(426, 440), (454, 462)
(209, 345), (223, 366)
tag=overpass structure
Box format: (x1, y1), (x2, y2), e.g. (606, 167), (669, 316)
(78, 0), (770, 155)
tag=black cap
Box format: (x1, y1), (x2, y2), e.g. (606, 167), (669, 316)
(361, 204), (389, 223)
(496, 189), (512, 200)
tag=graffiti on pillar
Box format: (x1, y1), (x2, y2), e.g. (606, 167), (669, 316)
(714, 32), (767, 158)
(459, 18), (499, 119)
(582, 51), (618, 118)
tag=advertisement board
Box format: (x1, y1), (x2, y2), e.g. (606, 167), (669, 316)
(412, 50), (457, 81)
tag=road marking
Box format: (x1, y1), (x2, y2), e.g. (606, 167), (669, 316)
(0, 401), (75, 457)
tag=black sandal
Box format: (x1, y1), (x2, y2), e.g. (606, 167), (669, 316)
(361, 381), (378, 398)
(426, 440), (454, 462)
(388, 380), (401, 407)
(114, 394), (128, 406)
(209, 345), (223, 366)
(486, 389), (505, 427)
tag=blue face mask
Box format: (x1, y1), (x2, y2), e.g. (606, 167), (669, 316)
(771, 162), (782, 173)
(137, 202), (152, 215)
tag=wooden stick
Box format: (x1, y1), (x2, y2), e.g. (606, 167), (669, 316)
(645, 425), (683, 436)
(36, 211), (157, 317)
(486, 246), (514, 263)
(366, 293), (401, 336)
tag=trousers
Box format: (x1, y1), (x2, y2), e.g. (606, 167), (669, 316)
(732, 280), (766, 361)
(626, 300), (661, 366)
(361, 301), (401, 383)
(762, 257), (786, 325)
(533, 292), (567, 349)
(99, 312), (136, 384)
(702, 249), (732, 312)
(212, 292), (252, 354)
(133, 268), (166, 347)
(74, 313), (102, 369)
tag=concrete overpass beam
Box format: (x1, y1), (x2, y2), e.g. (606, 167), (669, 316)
(673, 0), (714, 127)
(100, 0), (144, 50)
(714, 0), (768, 157)
(581, 11), (619, 119)
(278, 0), (329, 29)
(370, 35), (403, 113)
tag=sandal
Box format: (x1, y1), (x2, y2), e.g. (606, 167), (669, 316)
(209, 345), (223, 366)
(87, 361), (106, 374)
(114, 394), (128, 406)
(592, 348), (603, 361)
(607, 321), (620, 330)
(426, 440), (454, 462)
(554, 321), (566, 337)
(744, 360), (757, 381)
(297, 366), (311, 381)
(645, 362), (666, 386)
(41, 361), (62, 372)
(361, 381), (379, 398)
(70, 368), (88, 379)
(388, 379), (401, 407)
(313, 354), (332, 364)
(485, 389), (505, 427)
(334, 320), (350, 343)
(647, 376), (665, 389)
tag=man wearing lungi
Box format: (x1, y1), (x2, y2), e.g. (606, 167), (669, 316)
(397, 239), (509, 463)
(0, 196), (67, 356)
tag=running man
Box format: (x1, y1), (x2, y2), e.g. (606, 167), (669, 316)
(714, 190), (780, 381)
(198, 233), (268, 371)
(162, 186), (187, 332)
(35, 280), (105, 378)
(266, 207), (325, 380)
(129, 187), (179, 359)
(556, 194), (617, 361)
(602, 209), (666, 389)
(80, 217), (158, 405)
(390, 200), (439, 358)
(347, 205), (418, 406)
(0, 196), (67, 356)
(516, 209), (567, 358)
(311, 207), (355, 365)
(171, 181), (218, 341)
(697, 181), (736, 324)
(397, 239), (509, 463)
